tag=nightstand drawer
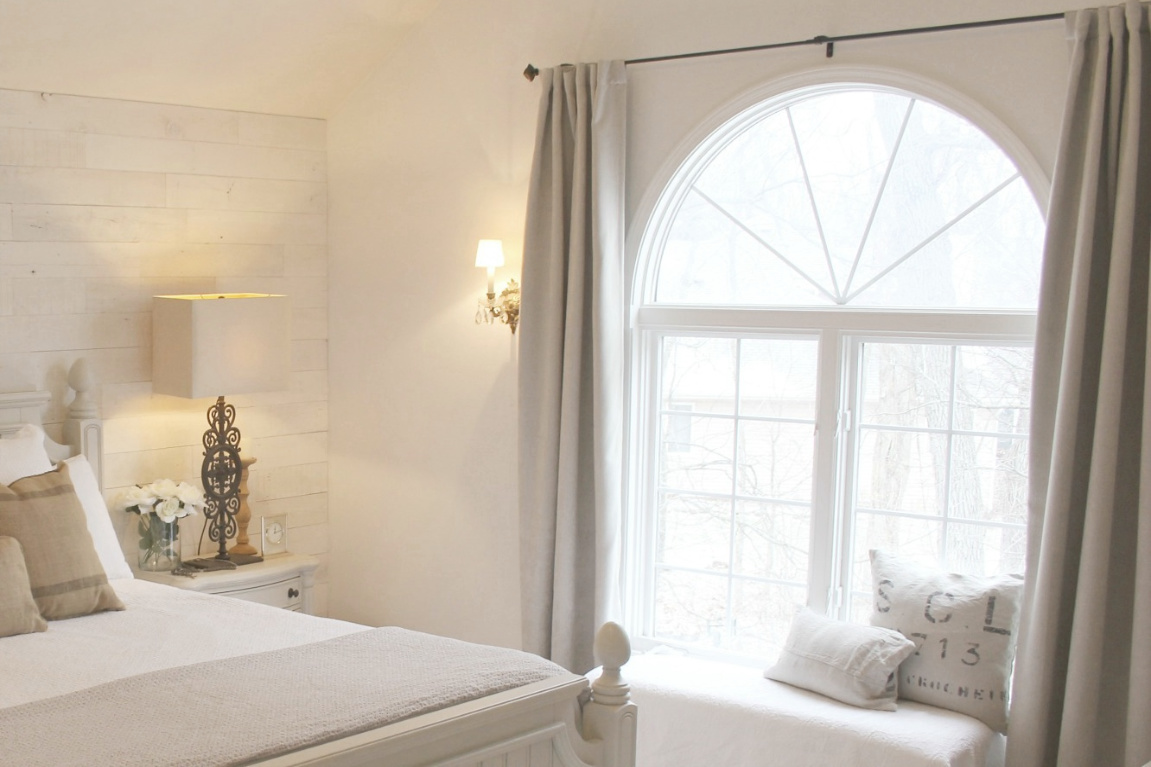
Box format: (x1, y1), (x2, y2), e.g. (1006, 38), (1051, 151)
(135, 553), (318, 614)
(215, 576), (303, 610)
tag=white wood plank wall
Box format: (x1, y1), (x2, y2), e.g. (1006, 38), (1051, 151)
(0, 89), (330, 613)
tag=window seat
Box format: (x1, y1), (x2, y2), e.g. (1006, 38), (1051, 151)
(622, 653), (1005, 767)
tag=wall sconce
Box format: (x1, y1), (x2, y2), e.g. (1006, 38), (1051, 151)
(474, 239), (520, 334)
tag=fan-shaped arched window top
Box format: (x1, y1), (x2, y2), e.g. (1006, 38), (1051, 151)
(652, 87), (1044, 309)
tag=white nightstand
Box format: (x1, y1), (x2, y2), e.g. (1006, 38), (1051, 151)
(136, 553), (319, 614)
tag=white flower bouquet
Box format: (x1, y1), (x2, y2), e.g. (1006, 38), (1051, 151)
(117, 479), (204, 571)
(117, 478), (204, 522)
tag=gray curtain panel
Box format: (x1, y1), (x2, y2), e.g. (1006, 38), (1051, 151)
(518, 61), (627, 673)
(1007, 4), (1151, 766)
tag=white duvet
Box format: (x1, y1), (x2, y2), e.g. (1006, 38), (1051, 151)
(3, 615), (566, 767)
(0, 579), (366, 709)
(624, 653), (1006, 767)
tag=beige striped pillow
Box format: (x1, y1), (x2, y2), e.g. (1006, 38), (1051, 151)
(0, 469), (124, 620)
(0, 536), (47, 636)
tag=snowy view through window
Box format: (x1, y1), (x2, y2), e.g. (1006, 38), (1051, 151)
(634, 86), (1043, 661)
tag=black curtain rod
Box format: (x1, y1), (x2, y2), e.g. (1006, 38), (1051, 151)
(523, 11), (1065, 81)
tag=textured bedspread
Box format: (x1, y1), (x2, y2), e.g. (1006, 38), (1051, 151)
(0, 579), (365, 708)
(2, 627), (566, 767)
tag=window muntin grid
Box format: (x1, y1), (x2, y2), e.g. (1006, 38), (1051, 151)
(652, 88), (1043, 310)
(653, 335), (817, 657)
(844, 340), (1031, 623)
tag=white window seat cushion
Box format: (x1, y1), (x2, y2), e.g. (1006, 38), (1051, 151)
(619, 652), (1005, 767)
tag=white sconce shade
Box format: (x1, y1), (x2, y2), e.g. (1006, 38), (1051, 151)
(152, 293), (290, 399)
(475, 239), (505, 269)
(474, 239), (519, 335)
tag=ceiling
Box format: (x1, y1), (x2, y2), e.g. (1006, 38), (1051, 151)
(0, 0), (441, 118)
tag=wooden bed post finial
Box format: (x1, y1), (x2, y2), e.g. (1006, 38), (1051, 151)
(67, 359), (97, 420)
(583, 622), (637, 767)
(591, 622), (631, 705)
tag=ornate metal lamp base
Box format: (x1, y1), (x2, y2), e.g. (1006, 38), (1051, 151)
(200, 395), (252, 564)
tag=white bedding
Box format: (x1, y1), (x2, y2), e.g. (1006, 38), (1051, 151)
(4, 623), (566, 767)
(2, 579), (570, 766)
(624, 653), (1006, 767)
(0, 578), (366, 709)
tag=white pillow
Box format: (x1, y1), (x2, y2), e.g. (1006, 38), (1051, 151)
(61, 455), (133, 581)
(0, 424), (54, 485)
(765, 608), (917, 711)
(869, 549), (1023, 732)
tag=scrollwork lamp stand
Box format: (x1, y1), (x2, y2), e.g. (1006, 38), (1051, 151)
(201, 396), (244, 561)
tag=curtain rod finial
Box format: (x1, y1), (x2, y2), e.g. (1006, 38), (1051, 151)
(523, 64), (540, 82)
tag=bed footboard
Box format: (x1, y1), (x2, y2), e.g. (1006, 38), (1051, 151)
(254, 623), (637, 767)
(425, 622), (637, 767)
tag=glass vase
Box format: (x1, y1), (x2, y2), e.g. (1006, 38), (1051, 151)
(138, 511), (180, 572)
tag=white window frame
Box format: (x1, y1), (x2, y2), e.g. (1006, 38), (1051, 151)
(625, 309), (1035, 661)
(622, 72), (1049, 663)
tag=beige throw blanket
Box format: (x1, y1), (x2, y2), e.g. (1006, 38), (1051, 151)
(2, 627), (566, 766)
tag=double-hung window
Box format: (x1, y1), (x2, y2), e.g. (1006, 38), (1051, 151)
(627, 83), (1045, 662)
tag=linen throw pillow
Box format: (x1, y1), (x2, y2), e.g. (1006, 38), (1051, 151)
(0, 536), (47, 636)
(869, 549), (1023, 732)
(0, 469), (124, 620)
(0, 424), (54, 485)
(765, 608), (917, 711)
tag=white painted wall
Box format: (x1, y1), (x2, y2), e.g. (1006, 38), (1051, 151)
(0, 89), (332, 611)
(325, 0), (550, 646)
(0, 0), (443, 118)
(327, 0), (1073, 647)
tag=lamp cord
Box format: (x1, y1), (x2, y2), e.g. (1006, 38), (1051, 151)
(197, 515), (208, 556)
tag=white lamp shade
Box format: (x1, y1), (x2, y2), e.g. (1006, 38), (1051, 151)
(152, 294), (290, 399)
(475, 239), (505, 269)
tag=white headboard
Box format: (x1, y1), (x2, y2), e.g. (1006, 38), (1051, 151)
(0, 359), (104, 488)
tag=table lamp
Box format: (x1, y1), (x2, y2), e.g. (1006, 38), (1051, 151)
(152, 293), (290, 567)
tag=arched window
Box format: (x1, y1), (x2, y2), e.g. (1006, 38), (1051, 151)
(628, 83), (1044, 661)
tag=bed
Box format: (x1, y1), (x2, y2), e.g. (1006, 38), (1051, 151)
(0, 361), (637, 767)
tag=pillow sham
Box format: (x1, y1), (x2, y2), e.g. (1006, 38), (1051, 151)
(0, 423), (54, 485)
(61, 455), (133, 580)
(0, 468), (124, 620)
(765, 607), (917, 711)
(0, 536), (47, 637)
(869, 549), (1023, 732)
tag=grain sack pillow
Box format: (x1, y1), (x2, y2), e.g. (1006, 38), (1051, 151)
(869, 549), (1023, 732)
(0, 536), (47, 637)
(765, 608), (917, 710)
(0, 468), (124, 620)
